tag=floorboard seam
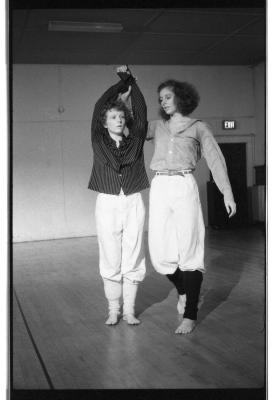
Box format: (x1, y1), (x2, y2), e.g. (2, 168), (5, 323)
(13, 289), (55, 389)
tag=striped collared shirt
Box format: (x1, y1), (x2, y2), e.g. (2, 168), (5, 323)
(88, 73), (149, 195)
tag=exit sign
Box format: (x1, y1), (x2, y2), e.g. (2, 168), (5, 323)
(222, 120), (236, 130)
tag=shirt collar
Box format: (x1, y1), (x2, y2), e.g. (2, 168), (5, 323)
(164, 117), (199, 135)
(104, 129), (130, 147)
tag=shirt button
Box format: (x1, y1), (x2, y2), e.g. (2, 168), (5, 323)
(171, 138), (174, 142)
(169, 150), (172, 154)
(119, 174), (122, 177)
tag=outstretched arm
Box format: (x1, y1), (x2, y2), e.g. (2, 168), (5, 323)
(198, 122), (236, 218)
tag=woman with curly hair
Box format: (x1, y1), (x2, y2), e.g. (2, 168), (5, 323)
(147, 79), (236, 334)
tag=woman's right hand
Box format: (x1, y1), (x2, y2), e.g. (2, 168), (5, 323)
(224, 197), (237, 218)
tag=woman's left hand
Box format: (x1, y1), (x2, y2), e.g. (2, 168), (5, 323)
(224, 198), (237, 218)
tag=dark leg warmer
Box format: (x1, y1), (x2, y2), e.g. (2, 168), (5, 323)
(182, 270), (203, 320)
(166, 267), (185, 295)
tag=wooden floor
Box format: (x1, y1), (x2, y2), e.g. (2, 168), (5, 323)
(12, 227), (266, 389)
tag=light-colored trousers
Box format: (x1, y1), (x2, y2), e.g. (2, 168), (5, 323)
(95, 192), (146, 283)
(148, 174), (205, 275)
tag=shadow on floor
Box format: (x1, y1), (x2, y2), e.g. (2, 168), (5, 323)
(136, 271), (173, 316)
(197, 252), (247, 325)
(136, 239), (173, 316)
(137, 246), (248, 323)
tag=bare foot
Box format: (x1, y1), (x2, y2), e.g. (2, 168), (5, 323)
(105, 313), (119, 325)
(175, 318), (196, 334)
(123, 314), (141, 325)
(177, 294), (186, 314)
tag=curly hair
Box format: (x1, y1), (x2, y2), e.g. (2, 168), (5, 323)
(100, 99), (132, 127)
(157, 79), (200, 120)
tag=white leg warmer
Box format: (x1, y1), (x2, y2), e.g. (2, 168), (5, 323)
(103, 279), (122, 315)
(123, 279), (138, 316)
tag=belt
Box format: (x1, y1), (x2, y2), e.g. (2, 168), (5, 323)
(155, 169), (193, 176)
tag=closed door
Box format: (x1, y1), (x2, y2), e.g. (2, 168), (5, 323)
(207, 142), (248, 228)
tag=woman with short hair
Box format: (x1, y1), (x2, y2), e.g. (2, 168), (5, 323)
(88, 66), (149, 326)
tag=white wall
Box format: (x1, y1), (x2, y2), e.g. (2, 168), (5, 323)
(13, 64), (265, 242)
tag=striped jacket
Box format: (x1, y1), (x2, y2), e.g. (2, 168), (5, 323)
(88, 72), (149, 195)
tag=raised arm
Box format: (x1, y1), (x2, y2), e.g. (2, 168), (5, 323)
(91, 77), (133, 144)
(129, 81), (147, 136)
(117, 66), (147, 138)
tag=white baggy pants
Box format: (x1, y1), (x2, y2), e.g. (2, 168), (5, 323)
(148, 174), (205, 275)
(95, 192), (146, 283)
